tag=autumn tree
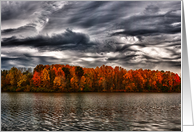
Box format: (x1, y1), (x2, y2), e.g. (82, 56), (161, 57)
(17, 74), (27, 87)
(1, 64), (181, 93)
(8, 67), (22, 87)
(33, 64), (45, 73)
(50, 68), (56, 87)
(41, 68), (50, 88)
(80, 76), (86, 91)
(32, 71), (41, 87)
(75, 66), (84, 79)
(53, 76), (66, 90)
(123, 70), (135, 92)
(57, 67), (65, 77)
(174, 74), (181, 86)
(75, 66), (84, 88)
(1, 70), (9, 89)
(62, 67), (70, 78)
(62, 67), (71, 89)
(70, 76), (79, 92)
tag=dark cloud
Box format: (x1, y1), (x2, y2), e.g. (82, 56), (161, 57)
(1, 56), (30, 70)
(1, 29), (97, 51)
(144, 5), (160, 14)
(44, 1), (125, 30)
(1, 25), (37, 37)
(1, 55), (60, 70)
(148, 60), (181, 68)
(164, 48), (181, 59)
(1, 1), (181, 74)
(108, 54), (138, 61)
(114, 45), (137, 53)
(111, 27), (181, 37)
(111, 11), (181, 37)
(1, 56), (29, 62)
(143, 55), (158, 61)
(166, 43), (181, 47)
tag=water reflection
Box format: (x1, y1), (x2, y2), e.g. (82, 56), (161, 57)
(1, 93), (181, 131)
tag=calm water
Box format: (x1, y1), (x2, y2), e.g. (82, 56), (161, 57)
(1, 92), (181, 131)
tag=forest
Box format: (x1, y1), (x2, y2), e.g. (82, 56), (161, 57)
(1, 64), (181, 92)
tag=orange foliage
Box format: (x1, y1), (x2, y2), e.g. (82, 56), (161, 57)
(32, 71), (41, 87)
(1, 64), (181, 92)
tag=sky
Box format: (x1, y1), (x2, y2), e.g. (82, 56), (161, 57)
(1, 1), (181, 75)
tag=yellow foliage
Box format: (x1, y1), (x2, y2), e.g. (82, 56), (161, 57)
(70, 76), (79, 90)
(53, 76), (66, 88)
(17, 74), (27, 87)
(41, 68), (50, 81)
(80, 76), (86, 90)
(41, 68), (50, 87)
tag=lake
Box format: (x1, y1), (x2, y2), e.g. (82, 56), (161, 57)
(1, 92), (181, 131)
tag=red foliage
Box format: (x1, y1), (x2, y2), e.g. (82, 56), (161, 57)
(1, 64), (181, 92)
(32, 71), (41, 87)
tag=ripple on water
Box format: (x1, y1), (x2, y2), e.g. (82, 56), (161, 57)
(1, 92), (181, 131)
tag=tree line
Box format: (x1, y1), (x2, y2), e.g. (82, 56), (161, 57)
(1, 64), (181, 92)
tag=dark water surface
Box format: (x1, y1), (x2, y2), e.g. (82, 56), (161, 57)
(1, 92), (181, 131)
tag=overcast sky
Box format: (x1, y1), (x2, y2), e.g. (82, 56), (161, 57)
(1, 1), (181, 75)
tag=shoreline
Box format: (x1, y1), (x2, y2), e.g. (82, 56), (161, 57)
(1, 91), (181, 93)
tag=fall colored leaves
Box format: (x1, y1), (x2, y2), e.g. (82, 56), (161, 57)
(1, 64), (181, 92)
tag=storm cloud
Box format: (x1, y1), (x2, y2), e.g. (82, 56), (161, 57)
(1, 1), (181, 75)
(2, 29), (97, 51)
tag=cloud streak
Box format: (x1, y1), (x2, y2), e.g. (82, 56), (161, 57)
(2, 29), (97, 51)
(1, 1), (181, 75)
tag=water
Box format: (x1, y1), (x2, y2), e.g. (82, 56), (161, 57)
(1, 92), (181, 131)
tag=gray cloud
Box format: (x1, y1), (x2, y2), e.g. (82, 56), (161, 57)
(1, 1), (39, 21)
(144, 5), (160, 14)
(1, 25), (37, 38)
(111, 11), (181, 37)
(1, 1), (181, 75)
(1, 29), (97, 51)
